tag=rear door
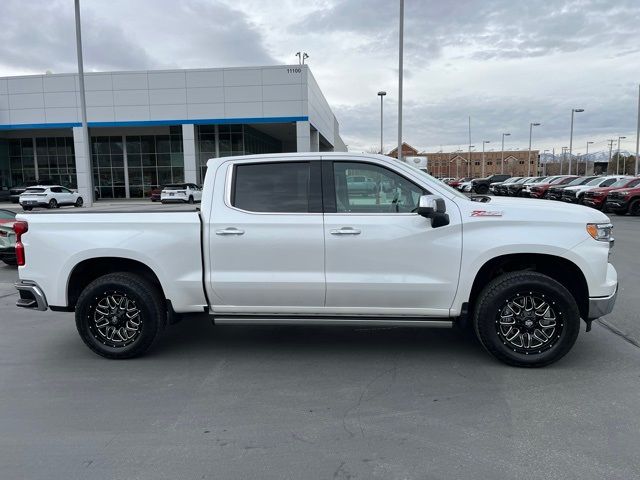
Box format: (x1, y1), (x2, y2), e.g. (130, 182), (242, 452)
(207, 159), (325, 313)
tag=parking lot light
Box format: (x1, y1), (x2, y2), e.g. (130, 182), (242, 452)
(528, 123), (540, 176)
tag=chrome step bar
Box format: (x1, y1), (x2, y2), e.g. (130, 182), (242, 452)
(214, 317), (452, 328)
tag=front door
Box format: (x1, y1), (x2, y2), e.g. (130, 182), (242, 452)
(207, 159), (325, 314)
(323, 160), (462, 317)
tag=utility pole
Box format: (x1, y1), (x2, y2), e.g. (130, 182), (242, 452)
(467, 116), (472, 177)
(569, 108), (584, 175)
(481, 140), (490, 177)
(397, 0), (404, 162)
(617, 136), (626, 175)
(527, 123), (540, 176)
(74, 0), (93, 207)
(377, 91), (386, 154)
(607, 139), (615, 174)
(636, 84), (640, 176)
(585, 141), (594, 175)
(501, 132), (510, 174)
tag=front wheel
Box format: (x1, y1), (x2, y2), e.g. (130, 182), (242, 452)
(22, 206), (32, 211)
(74, 197), (83, 208)
(475, 185), (489, 194)
(629, 199), (640, 216)
(473, 271), (580, 367)
(75, 273), (166, 359)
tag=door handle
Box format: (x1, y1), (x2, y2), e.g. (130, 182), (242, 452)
(216, 227), (245, 236)
(330, 227), (361, 235)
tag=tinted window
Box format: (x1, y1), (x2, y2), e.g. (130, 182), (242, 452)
(0, 210), (16, 220)
(334, 162), (424, 213)
(233, 162), (310, 213)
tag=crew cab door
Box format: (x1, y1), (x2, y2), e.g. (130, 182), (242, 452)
(207, 159), (325, 313)
(322, 159), (462, 316)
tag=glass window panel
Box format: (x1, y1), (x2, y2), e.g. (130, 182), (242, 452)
(142, 169), (158, 186)
(231, 133), (243, 152)
(219, 136), (231, 154)
(98, 169), (113, 186)
(141, 154), (155, 167)
(233, 162), (310, 213)
(157, 153), (171, 167)
(156, 136), (171, 153)
(98, 154), (111, 168)
(140, 136), (155, 154)
(56, 137), (66, 155)
(126, 137), (141, 154)
(37, 155), (49, 168)
(113, 187), (126, 198)
(110, 139), (123, 155)
(128, 168), (142, 185)
(171, 138), (183, 153)
(157, 167), (172, 186)
(100, 186), (114, 199)
(172, 167), (184, 182)
(129, 186), (143, 198)
(333, 162), (425, 213)
(111, 154), (124, 168)
(9, 140), (21, 156)
(127, 153), (142, 168)
(112, 168), (125, 184)
(170, 152), (183, 166)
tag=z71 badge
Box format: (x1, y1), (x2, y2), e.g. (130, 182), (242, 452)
(470, 210), (503, 217)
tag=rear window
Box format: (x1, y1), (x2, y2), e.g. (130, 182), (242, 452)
(165, 184), (187, 190)
(23, 188), (45, 193)
(232, 162), (310, 213)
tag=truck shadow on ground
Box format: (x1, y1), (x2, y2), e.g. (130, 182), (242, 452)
(149, 313), (489, 363)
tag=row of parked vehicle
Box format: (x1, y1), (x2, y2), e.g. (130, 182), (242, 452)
(443, 174), (640, 215)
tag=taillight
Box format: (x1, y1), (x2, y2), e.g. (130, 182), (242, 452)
(13, 221), (28, 266)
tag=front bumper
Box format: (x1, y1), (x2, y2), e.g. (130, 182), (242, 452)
(588, 285), (618, 320)
(604, 199), (629, 210)
(15, 280), (48, 311)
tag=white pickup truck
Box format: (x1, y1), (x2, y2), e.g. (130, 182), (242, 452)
(13, 153), (618, 367)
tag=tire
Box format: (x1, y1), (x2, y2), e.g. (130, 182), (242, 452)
(188, 195), (194, 204)
(2, 257), (17, 266)
(22, 206), (32, 211)
(473, 271), (580, 367)
(629, 199), (640, 216)
(74, 197), (83, 208)
(48, 199), (58, 209)
(75, 273), (166, 359)
(612, 208), (627, 216)
(475, 185), (489, 195)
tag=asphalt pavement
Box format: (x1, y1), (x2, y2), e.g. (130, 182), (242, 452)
(0, 215), (638, 479)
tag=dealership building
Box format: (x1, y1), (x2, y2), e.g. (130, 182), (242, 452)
(0, 65), (346, 200)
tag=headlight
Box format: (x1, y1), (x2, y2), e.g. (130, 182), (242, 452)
(586, 223), (613, 242)
(619, 191), (629, 196)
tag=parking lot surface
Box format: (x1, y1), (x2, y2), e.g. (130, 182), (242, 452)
(0, 215), (639, 479)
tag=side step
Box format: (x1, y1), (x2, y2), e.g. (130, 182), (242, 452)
(213, 316), (452, 328)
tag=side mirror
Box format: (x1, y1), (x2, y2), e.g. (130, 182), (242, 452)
(417, 194), (450, 228)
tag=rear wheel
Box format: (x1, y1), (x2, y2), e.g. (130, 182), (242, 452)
(2, 257), (17, 266)
(22, 206), (32, 211)
(473, 271), (580, 367)
(75, 273), (165, 359)
(74, 197), (83, 208)
(48, 199), (58, 209)
(475, 185), (489, 194)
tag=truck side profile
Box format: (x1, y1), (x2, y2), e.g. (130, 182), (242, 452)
(14, 153), (618, 367)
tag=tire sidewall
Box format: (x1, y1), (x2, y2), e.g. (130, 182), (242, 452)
(475, 274), (580, 367)
(76, 275), (162, 358)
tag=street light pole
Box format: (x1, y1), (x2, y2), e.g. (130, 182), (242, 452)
(482, 140), (490, 177)
(585, 141), (594, 175)
(617, 136), (626, 175)
(377, 91), (386, 154)
(74, 0), (93, 207)
(569, 108), (584, 175)
(636, 83), (640, 176)
(397, 0), (404, 162)
(527, 122), (540, 176)
(501, 132), (510, 174)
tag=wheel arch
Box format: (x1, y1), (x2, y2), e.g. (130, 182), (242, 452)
(468, 253), (589, 320)
(67, 257), (166, 309)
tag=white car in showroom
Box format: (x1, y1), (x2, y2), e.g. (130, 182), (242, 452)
(19, 185), (83, 211)
(160, 183), (203, 204)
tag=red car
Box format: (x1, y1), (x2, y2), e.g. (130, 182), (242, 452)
(583, 177), (638, 210)
(529, 176), (577, 199)
(602, 177), (640, 214)
(448, 177), (470, 188)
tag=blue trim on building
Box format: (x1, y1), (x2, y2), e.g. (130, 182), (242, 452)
(0, 116), (309, 131)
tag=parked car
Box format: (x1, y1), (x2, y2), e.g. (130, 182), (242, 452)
(0, 209), (17, 265)
(161, 183), (203, 204)
(583, 177), (636, 210)
(506, 177), (543, 197)
(448, 177), (471, 189)
(0, 186), (10, 202)
(521, 176), (561, 197)
(529, 176), (578, 199)
(470, 174), (511, 194)
(14, 152), (617, 367)
(603, 177), (640, 215)
(458, 180), (474, 192)
(561, 176), (627, 204)
(10, 180), (58, 203)
(149, 187), (162, 202)
(491, 177), (521, 195)
(346, 176), (377, 195)
(19, 185), (83, 210)
(546, 176), (597, 201)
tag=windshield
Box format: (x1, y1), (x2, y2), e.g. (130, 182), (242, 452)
(586, 177), (606, 186)
(566, 177), (589, 186)
(550, 177), (569, 185)
(610, 178), (633, 188)
(403, 163), (469, 200)
(625, 178), (640, 188)
(0, 209), (16, 220)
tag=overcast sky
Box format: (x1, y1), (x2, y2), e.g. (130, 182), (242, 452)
(1, 0), (638, 155)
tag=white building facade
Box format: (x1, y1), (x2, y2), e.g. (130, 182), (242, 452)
(0, 65), (346, 200)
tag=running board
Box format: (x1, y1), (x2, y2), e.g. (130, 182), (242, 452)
(213, 316), (452, 328)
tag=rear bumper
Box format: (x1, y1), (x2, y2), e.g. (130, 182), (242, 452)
(15, 280), (48, 311)
(0, 246), (15, 260)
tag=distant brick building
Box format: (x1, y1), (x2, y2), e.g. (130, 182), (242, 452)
(387, 143), (539, 178)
